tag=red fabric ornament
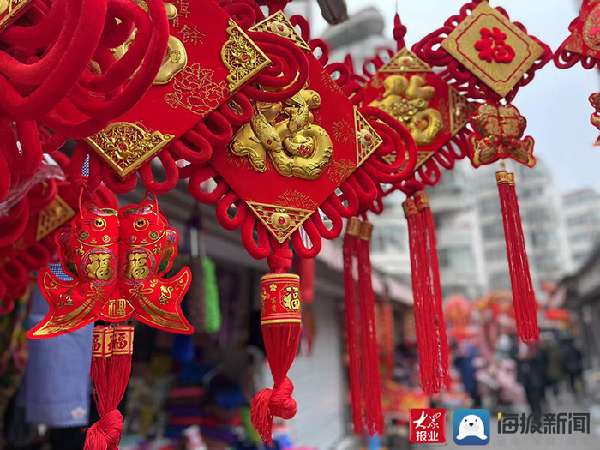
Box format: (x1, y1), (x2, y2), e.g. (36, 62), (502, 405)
(66, 0), (316, 197)
(589, 93), (600, 143)
(342, 14), (454, 400)
(360, 14), (474, 186)
(412, 0), (544, 342)
(0, 153), (116, 312)
(28, 200), (192, 338)
(413, 0), (552, 103)
(555, 1), (600, 138)
(555, 0), (600, 70)
(85, 325), (134, 450)
(0, 0), (171, 200)
(178, 8), (417, 442)
(468, 103), (535, 168)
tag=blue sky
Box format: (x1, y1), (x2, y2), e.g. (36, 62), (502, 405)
(311, 0), (600, 193)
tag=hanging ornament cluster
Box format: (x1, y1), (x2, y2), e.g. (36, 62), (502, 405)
(28, 197), (191, 449)
(0, 0), (579, 446)
(410, 0), (553, 342)
(342, 14), (470, 397)
(173, 6), (417, 441)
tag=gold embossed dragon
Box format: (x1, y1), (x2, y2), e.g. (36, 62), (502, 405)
(231, 88), (334, 180)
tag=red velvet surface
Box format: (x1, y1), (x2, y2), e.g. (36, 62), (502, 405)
(28, 201), (193, 337)
(555, 0), (600, 70)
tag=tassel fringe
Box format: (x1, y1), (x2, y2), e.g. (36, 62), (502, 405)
(496, 171), (539, 342)
(342, 217), (383, 435)
(404, 191), (448, 394)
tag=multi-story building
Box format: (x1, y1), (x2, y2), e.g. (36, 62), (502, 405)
(473, 159), (573, 294)
(370, 161), (489, 300)
(427, 160), (489, 299)
(369, 191), (412, 286)
(562, 189), (600, 269)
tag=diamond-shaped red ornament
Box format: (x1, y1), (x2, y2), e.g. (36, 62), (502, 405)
(209, 12), (382, 243)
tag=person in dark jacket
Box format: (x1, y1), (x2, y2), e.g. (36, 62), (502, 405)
(516, 342), (547, 422)
(544, 337), (564, 402)
(562, 339), (584, 400)
(454, 340), (482, 408)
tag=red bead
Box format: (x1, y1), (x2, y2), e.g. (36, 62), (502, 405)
(278, 217), (286, 225)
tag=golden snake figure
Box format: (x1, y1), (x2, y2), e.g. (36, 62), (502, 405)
(370, 75), (443, 146)
(231, 88), (334, 180)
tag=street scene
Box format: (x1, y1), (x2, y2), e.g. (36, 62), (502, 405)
(2, 0), (600, 449)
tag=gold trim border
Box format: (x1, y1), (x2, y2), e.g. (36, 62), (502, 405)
(85, 122), (175, 178)
(247, 201), (314, 244)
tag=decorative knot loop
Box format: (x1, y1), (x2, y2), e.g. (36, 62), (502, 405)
(84, 410), (123, 450)
(393, 14), (407, 49)
(267, 247), (293, 273)
(251, 377), (297, 443)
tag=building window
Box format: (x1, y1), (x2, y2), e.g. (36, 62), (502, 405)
(530, 229), (556, 248)
(439, 248), (475, 270)
(485, 246), (506, 262)
(482, 223), (504, 240)
(477, 197), (501, 215)
(371, 225), (406, 254)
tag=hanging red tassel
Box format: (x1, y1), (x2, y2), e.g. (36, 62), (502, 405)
(378, 302), (395, 383)
(356, 220), (384, 436)
(251, 244), (301, 443)
(343, 217), (364, 435)
(415, 191), (449, 388)
(404, 198), (438, 394)
(496, 171), (539, 341)
(85, 325), (134, 450)
(296, 257), (316, 354)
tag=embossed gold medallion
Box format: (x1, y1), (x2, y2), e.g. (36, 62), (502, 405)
(364, 49), (473, 171)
